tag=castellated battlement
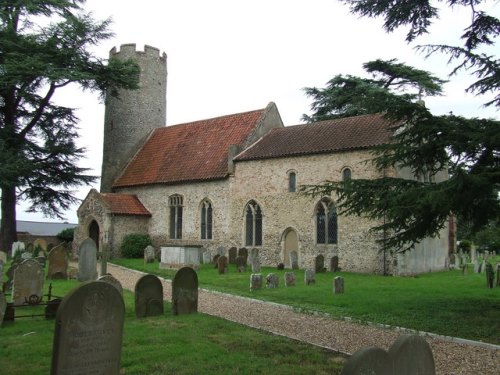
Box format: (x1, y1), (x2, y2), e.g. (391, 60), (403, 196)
(109, 43), (167, 61)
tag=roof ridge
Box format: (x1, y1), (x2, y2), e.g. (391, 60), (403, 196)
(165, 107), (266, 129)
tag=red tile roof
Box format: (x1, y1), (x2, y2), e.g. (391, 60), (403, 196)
(100, 193), (151, 216)
(235, 113), (394, 161)
(113, 108), (267, 188)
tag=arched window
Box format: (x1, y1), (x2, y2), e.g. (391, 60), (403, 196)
(169, 195), (183, 239)
(245, 200), (262, 246)
(316, 198), (337, 244)
(288, 171), (297, 192)
(342, 167), (352, 181)
(200, 199), (213, 240)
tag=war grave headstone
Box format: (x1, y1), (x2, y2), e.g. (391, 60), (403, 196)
(48, 243), (69, 280)
(250, 274), (263, 291)
(0, 291), (6, 326)
(304, 269), (316, 285)
(238, 247), (248, 265)
(217, 255), (228, 274)
(144, 245), (155, 264)
(98, 274), (123, 296)
(134, 274), (164, 318)
(290, 251), (299, 270)
(331, 255), (339, 272)
(284, 272), (296, 287)
(334, 276), (344, 294)
(228, 247), (237, 264)
(266, 273), (279, 288)
(235, 255), (246, 272)
(77, 238), (98, 282)
(315, 255), (325, 273)
(11, 241), (25, 258)
(13, 259), (44, 305)
(51, 281), (125, 375)
(172, 267), (198, 315)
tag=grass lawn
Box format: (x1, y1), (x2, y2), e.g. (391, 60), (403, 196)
(111, 258), (500, 345)
(0, 278), (346, 375)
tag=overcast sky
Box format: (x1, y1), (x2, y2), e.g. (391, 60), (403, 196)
(16, 0), (499, 223)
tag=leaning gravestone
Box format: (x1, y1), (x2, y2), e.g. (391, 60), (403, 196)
(0, 292), (6, 326)
(304, 269), (316, 285)
(217, 255), (228, 274)
(13, 259), (44, 305)
(334, 276), (344, 294)
(51, 281), (125, 375)
(98, 274), (123, 296)
(135, 274), (164, 318)
(228, 247), (237, 264)
(266, 273), (279, 288)
(77, 238), (97, 282)
(250, 274), (263, 291)
(144, 245), (156, 264)
(172, 267), (198, 315)
(48, 244), (68, 280)
(284, 272), (296, 287)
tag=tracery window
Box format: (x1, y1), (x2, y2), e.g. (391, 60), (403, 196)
(316, 198), (337, 244)
(245, 200), (262, 246)
(200, 199), (213, 240)
(169, 194), (183, 239)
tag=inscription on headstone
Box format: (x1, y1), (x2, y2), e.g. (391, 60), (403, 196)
(135, 274), (164, 318)
(50, 281), (125, 375)
(13, 259), (44, 305)
(77, 238), (98, 282)
(48, 244), (68, 280)
(172, 267), (198, 315)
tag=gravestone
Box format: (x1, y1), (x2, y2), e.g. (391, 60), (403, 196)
(48, 244), (68, 280)
(144, 245), (155, 264)
(266, 273), (279, 288)
(473, 259), (480, 273)
(135, 274), (164, 318)
(235, 255), (246, 272)
(334, 276), (344, 294)
(480, 259), (486, 274)
(277, 263), (285, 270)
(238, 248), (248, 266)
(217, 255), (228, 274)
(0, 292), (6, 326)
(250, 248), (261, 273)
(98, 274), (123, 296)
(315, 255), (325, 272)
(33, 238), (48, 252)
(202, 251), (211, 264)
(51, 281), (125, 375)
(11, 241), (25, 258)
(449, 253), (456, 268)
(496, 264), (500, 287)
(485, 263), (494, 288)
(331, 256), (339, 272)
(290, 251), (299, 270)
(228, 247), (237, 264)
(172, 267), (198, 315)
(212, 254), (220, 269)
(77, 238), (97, 282)
(340, 347), (393, 375)
(13, 259), (44, 305)
(250, 274), (263, 291)
(284, 272), (296, 287)
(304, 269), (316, 285)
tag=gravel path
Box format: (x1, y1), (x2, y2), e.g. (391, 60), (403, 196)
(106, 263), (500, 375)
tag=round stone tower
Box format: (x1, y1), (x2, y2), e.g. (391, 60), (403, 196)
(100, 44), (167, 192)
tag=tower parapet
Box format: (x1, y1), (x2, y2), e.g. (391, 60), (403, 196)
(100, 43), (167, 193)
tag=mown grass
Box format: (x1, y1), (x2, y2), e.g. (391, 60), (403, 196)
(112, 258), (500, 345)
(0, 278), (346, 375)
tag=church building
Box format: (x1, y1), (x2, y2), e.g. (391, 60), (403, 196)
(74, 44), (450, 275)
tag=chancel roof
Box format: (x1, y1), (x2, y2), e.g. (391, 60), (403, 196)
(113, 108), (268, 188)
(235, 113), (394, 161)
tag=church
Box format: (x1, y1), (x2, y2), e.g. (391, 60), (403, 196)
(74, 44), (450, 275)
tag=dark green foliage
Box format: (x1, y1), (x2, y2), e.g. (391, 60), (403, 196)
(120, 233), (152, 258)
(56, 227), (74, 243)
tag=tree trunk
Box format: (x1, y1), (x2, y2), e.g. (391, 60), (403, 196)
(0, 185), (18, 256)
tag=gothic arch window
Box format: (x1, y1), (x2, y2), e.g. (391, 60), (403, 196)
(200, 199), (213, 240)
(315, 198), (338, 244)
(342, 167), (352, 181)
(288, 170), (297, 192)
(245, 200), (262, 246)
(169, 194), (183, 239)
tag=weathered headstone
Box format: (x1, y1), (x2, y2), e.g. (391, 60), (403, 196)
(250, 274), (263, 291)
(331, 255), (339, 272)
(77, 238), (98, 282)
(213, 254), (220, 269)
(473, 259), (480, 273)
(98, 274), (123, 296)
(228, 247), (237, 264)
(13, 259), (44, 305)
(51, 281), (125, 375)
(144, 245), (155, 264)
(304, 269), (316, 285)
(235, 255), (246, 272)
(334, 276), (344, 294)
(11, 241), (25, 258)
(250, 248), (261, 273)
(48, 244), (69, 280)
(238, 248), (248, 265)
(315, 254), (325, 272)
(485, 263), (494, 288)
(290, 251), (299, 270)
(217, 255), (228, 274)
(480, 259), (486, 274)
(389, 335), (436, 375)
(172, 267), (198, 315)
(135, 274), (164, 318)
(266, 273), (279, 288)
(284, 272), (296, 287)
(0, 292), (6, 326)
